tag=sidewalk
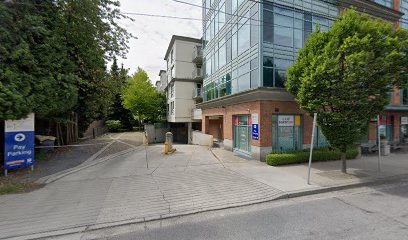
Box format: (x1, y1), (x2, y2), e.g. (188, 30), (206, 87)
(212, 147), (408, 196)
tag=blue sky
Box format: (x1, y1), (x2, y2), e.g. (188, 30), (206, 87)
(119, 0), (202, 82)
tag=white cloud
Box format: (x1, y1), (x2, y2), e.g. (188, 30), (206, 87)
(118, 0), (202, 83)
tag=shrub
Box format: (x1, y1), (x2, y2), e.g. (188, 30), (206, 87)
(105, 120), (122, 132)
(266, 148), (359, 166)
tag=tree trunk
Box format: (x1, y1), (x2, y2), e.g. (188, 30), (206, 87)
(341, 150), (347, 174)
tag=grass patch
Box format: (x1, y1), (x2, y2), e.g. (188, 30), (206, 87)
(266, 148), (359, 166)
(0, 179), (44, 195)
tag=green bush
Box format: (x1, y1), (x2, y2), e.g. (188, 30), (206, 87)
(105, 120), (122, 132)
(266, 148), (359, 166)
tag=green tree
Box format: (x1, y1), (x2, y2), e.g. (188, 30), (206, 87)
(122, 68), (166, 124)
(108, 61), (135, 130)
(0, 0), (132, 129)
(56, 0), (133, 131)
(286, 10), (408, 173)
(0, 0), (78, 120)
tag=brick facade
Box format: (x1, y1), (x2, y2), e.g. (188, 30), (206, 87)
(202, 100), (315, 160)
(203, 99), (408, 161)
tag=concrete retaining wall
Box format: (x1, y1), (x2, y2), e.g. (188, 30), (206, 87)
(192, 131), (213, 146)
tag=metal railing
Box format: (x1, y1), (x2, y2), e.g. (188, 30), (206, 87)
(192, 46), (203, 63)
(193, 88), (202, 98)
(192, 68), (203, 79)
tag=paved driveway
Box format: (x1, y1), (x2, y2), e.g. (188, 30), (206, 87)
(0, 144), (282, 240)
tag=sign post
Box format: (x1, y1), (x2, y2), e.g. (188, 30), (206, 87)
(251, 113), (259, 140)
(307, 113), (317, 185)
(377, 115), (381, 173)
(4, 113), (35, 176)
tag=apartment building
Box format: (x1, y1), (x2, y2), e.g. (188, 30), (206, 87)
(155, 70), (167, 92)
(164, 35), (203, 143)
(199, 0), (408, 161)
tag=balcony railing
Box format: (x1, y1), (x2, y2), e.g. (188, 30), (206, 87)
(192, 46), (203, 64)
(192, 68), (203, 80)
(193, 88), (202, 99)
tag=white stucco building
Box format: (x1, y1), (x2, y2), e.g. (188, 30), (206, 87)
(164, 35), (203, 143)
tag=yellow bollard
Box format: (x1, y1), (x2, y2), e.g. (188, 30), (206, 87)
(164, 143), (169, 154)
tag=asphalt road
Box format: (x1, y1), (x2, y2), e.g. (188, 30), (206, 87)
(79, 180), (408, 240)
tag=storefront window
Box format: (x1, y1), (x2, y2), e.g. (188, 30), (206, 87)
(314, 126), (330, 148)
(401, 116), (408, 143)
(272, 114), (303, 152)
(378, 115), (393, 142)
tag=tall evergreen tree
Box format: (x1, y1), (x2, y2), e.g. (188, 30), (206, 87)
(0, 0), (78, 120)
(108, 61), (134, 130)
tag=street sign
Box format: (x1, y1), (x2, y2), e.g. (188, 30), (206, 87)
(252, 124), (259, 140)
(251, 113), (259, 140)
(4, 113), (35, 174)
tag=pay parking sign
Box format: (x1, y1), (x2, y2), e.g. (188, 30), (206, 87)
(4, 113), (35, 171)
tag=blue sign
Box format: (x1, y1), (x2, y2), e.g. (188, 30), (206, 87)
(4, 131), (35, 170)
(252, 124), (259, 140)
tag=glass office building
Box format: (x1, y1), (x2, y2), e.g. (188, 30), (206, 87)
(202, 0), (337, 101)
(199, 0), (408, 160)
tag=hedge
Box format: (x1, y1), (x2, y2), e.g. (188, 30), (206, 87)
(266, 148), (359, 166)
(106, 120), (122, 132)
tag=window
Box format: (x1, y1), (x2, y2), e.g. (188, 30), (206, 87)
(171, 66), (175, 79)
(250, 5), (259, 47)
(263, 8), (274, 43)
(374, 0), (393, 8)
(171, 101), (174, 115)
(170, 49), (174, 63)
(226, 36), (232, 63)
(219, 42), (226, 68)
(262, 56), (290, 88)
(232, 31), (238, 59)
(263, 6), (333, 48)
(238, 12), (250, 55)
(402, 89), (408, 105)
(401, 0), (408, 29)
(274, 8), (294, 47)
(232, 0), (237, 13)
(226, 0), (232, 21)
(250, 57), (259, 88)
(206, 55), (212, 77)
(219, 1), (226, 30)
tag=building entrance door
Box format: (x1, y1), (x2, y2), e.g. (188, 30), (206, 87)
(233, 115), (251, 154)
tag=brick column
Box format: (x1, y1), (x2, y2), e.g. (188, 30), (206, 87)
(394, 114), (401, 143)
(394, 0), (401, 29)
(202, 116), (209, 134)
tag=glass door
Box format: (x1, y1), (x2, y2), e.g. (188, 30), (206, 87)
(233, 115), (251, 153)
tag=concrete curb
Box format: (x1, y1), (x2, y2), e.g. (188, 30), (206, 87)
(10, 173), (408, 240)
(276, 173), (408, 200)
